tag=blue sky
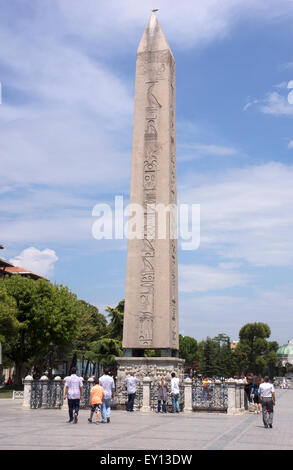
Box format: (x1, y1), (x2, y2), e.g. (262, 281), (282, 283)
(1, 0), (293, 345)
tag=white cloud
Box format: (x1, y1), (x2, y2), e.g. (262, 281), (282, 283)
(243, 99), (259, 111)
(180, 285), (293, 344)
(260, 92), (293, 116)
(9, 247), (58, 278)
(274, 81), (289, 89)
(180, 143), (238, 161)
(288, 140), (293, 149)
(180, 162), (293, 266)
(179, 264), (249, 293)
(56, 0), (293, 50)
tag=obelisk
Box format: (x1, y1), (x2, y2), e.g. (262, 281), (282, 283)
(116, 14), (184, 400)
(123, 12), (178, 355)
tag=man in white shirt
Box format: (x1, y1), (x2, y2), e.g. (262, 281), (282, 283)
(125, 372), (140, 412)
(259, 376), (276, 428)
(99, 368), (115, 423)
(64, 367), (83, 423)
(171, 372), (180, 413)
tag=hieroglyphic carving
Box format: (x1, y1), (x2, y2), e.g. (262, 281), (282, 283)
(138, 78), (162, 346)
(137, 50), (170, 80)
(146, 82), (162, 108)
(169, 61), (178, 348)
(136, 49), (178, 349)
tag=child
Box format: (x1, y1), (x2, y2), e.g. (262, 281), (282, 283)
(88, 377), (105, 424)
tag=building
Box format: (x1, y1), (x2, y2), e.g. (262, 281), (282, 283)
(0, 258), (45, 280)
(276, 340), (293, 378)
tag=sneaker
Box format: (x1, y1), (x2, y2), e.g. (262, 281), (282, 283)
(67, 419), (73, 423)
(269, 424), (273, 428)
(88, 418), (92, 423)
(74, 414), (78, 424)
(107, 417), (110, 423)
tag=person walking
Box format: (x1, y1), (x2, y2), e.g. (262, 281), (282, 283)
(64, 367), (83, 424)
(244, 373), (254, 411)
(99, 368), (115, 423)
(251, 376), (261, 414)
(125, 372), (140, 412)
(157, 377), (168, 413)
(259, 376), (276, 428)
(171, 372), (180, 413)
(88, 377), (105, 424)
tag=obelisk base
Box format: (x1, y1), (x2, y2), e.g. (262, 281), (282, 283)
(114, 356), (185, 411)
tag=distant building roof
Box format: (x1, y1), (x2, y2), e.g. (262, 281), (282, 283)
(0, 263), (45, 280)
(0, 258), (14, 268)
(276, 340), (293, 367)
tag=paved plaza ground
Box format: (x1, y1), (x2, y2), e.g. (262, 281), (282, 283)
(0, 389), (292, 451)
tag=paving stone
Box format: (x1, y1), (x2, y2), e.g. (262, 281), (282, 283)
(0, 389), (291, 450)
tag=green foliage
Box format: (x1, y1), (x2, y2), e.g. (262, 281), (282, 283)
(233, 322), (278, 376)
(74, 300), (107, 351)
(86, 338), (122, 365)
(1, 276), (81, 382)
(144, 349), (157, 357)
(198, 337), (219, 377)
(179, 334), (199, 366)
(104, 299), (124, 341)
(198, 334), (233, 377)
(0, 285), (19, 343)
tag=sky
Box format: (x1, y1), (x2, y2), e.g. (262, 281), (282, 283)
(1, 0), (293, 346)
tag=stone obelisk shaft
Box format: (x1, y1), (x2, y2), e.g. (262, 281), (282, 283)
(123, 15), (178, 353)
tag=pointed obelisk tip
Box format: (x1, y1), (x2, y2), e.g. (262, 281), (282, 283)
(137, 10), (172, 53)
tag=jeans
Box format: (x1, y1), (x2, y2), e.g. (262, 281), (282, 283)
(261, 397), (274, 426)
(158, 400), (167, 413)
(101, 398), (112, 422)
(68, 398), (80, 421)
(171, 394), (180, 413)
(127, 393), (136, 411)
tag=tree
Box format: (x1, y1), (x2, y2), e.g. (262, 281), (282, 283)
(72, 300), (108, 374)
(0, 285), (19, 344)
(104, 299), (124, 341)
(85, 338), (122, 367)
(198, 337), (218, 377)
(234, 322), (278, 376)
(179, 334), (199, 368)
(213, 334), (232, 377)
(1, 276), (81, 384)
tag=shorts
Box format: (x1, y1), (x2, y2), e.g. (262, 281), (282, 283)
(253, 395), (260, 404)
(90, 404), (101, 413)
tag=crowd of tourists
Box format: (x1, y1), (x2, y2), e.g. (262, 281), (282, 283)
(63, 368), (182, 424)
(243, 374), (276, 428)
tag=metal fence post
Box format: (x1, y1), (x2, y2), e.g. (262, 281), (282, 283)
(40, 375), (48, 408)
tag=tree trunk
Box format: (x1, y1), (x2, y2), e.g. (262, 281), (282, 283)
(69, 353), (77, 372)
(14, 362), (25, 386)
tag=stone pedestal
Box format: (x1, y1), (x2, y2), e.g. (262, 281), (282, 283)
(23, 375), (33, 408)
(183, 378), (193, 413)
(141, 377), (151, 412)
(115, 356), (184, 409)
(227, 381), (246, 415)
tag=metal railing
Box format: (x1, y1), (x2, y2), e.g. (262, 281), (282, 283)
(30, 380), (64, 409)
(192, 380), (228, 411)
(150, 379), (185, 412)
